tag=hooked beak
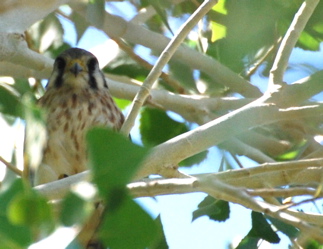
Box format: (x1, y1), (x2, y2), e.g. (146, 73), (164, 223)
(70, 62), (83, 76)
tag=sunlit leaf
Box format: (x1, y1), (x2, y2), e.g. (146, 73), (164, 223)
(304, 239), (323, 249)
(298, 31), (320, 51)
(212, 0), (227, 14)
(113, 97), (131, 110)
(8, 192), (54, 233)
(0, 216), (32, 249)
(210, 21), (226, 42)
(0, 179), (25, 216)
(0, 180), (34, 247)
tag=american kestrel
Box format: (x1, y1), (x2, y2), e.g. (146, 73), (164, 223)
(35, 48), (124, 185)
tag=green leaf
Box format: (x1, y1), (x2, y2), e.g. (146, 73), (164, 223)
(100, 196), (158, 249)
(305, 239), (323, 249)
(192, 195), (230, 222)
(104, 50), (149, 80)
(298, 31), (320, 51)
(0, 216), (32, 249)
(266, 216), (299, 238)
(169, 61), (196, 91)
(210, 21), (227, 42)
(0, 83), (21, 118)
(0, 179), (25, 216)
(8, 192), (53, 231)
(140, 108), (188, 147)
(60, 192), (89, 227)
(249, 212), (280, 243)
(179, 150), (208, 167)
(87, 128), (157, 248)
(149, 215), (168, 249)
(212, 0), (227, 14)
(38, 13), (64, 52)
(86, 0), (105, 29)
(148, 0), (173, 35)
(86, 127), (149, 198)
(71, 11), (89, 42)
(113, 98), (131, 110)
(0, 179), (37, 248)
(236, 236), (259, 249)
(12, 79), (32, 96)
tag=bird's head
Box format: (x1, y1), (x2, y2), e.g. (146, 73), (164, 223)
(46, 48), (108, 90)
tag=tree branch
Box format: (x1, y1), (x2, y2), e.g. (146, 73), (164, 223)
(136, 103), (323, 179)
(35, 158), (323, 200)
(120, 0), (219, 136)
(112, 37), (186, 93)
(197, 175), (323, 244)
(70, 3), (262, 98)
(268, 0), (319, 88)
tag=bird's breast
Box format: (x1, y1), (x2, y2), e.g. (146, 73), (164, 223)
(36, 88), (124, 184)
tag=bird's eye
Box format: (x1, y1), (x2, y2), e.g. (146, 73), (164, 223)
(55, 57), (66, 70)
(87, 58), (98, 72)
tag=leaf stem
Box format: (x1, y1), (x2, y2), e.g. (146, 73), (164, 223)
(0, 156), (22, 176)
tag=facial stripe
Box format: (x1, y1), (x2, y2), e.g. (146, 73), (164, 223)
(53, 73), (64, 88)
(88, 73), (98, 89)
(53, 57), (66, 88)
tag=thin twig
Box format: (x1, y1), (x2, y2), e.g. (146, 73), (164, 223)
(112, 37), (186, 93)
(229, 152), (244, 168)
(245, 37), (282, 78)
(120, 0), (219, 136)
(280, 197), (323, 210)
(198, 175), (323, 243)
(0, 156), (22, 176)
(247, 187), (320, 198)
(269, 0), (319, 88)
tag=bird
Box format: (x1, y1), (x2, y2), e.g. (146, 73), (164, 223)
(35, 48), (125, 248)
(35, 47), (124, 185)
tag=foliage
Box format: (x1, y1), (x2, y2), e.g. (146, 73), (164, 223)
(1, 0), (323, 248)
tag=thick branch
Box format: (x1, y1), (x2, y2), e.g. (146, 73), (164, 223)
(0, 33), (53, 75)
(36, 158), (323, 200)
(136, 103), (323, 178)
